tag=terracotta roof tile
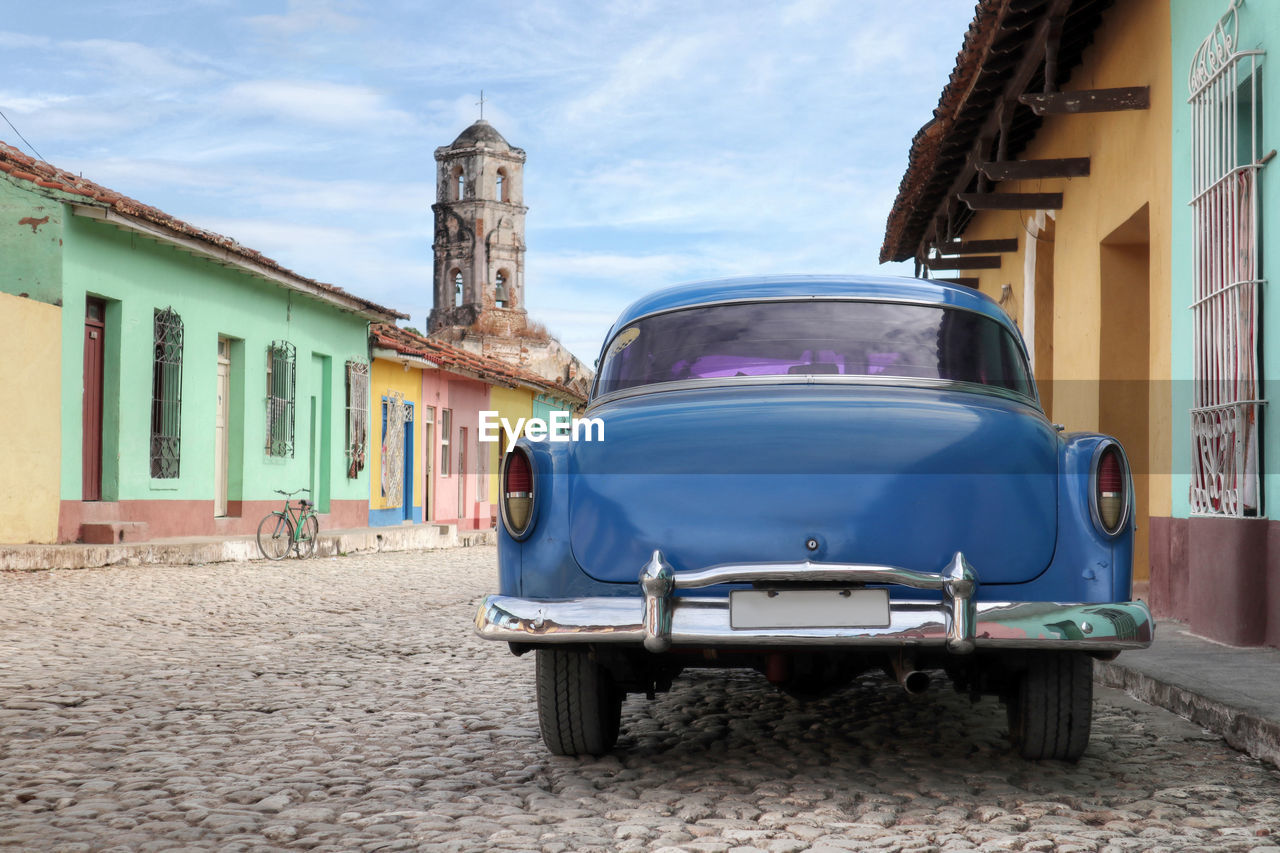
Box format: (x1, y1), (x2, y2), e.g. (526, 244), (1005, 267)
(880, 0), (1116, 263)
(370, 323), (586, 406)
(0, 140), (405, 320)
(880, 0), (1009, 263)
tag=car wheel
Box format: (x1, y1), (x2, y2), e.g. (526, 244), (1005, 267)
(1007, 651), (1093, 761)
(535, 648), (622, 756)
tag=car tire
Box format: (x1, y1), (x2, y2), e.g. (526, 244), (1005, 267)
(1007, 651), (1093, 761)
(535, 648), (622, 756)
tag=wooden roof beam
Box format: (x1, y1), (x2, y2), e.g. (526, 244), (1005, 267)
(921, 0), (1074, 258)
(1020, 86), (1150, 115)
(931, 277), (980, 288)
(935, 238), (1019, 255)
(979, 157), (1090, 180)
(926, 255), (1002, 271)
(958, 192), (1064, 211)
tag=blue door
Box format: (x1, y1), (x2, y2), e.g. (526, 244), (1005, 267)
(402, 402), (415, 522)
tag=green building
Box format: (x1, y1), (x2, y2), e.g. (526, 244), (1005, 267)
(1159, 0), (1278, 646)
(0, 141), (402, 544)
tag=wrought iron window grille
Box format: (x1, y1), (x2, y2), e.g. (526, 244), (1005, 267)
(381, 392), (407, 507)
(1188, 0), (1267, 518)
(150, 307), (183, 479)
(345, 360), (369, 479)
(266, 340), (296, 458)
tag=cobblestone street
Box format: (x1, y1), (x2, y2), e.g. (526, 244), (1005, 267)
(2, 546), (1279, 852)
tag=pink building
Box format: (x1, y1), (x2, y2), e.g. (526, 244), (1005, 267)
(370, 325), (581, 532)
(420, 369), (490, 530)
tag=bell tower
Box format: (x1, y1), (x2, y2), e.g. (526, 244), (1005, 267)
(428, 119), (528, 334)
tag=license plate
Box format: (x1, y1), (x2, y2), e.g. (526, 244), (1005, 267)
(729, 588), (891, 629)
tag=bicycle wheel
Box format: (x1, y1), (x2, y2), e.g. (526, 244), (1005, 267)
(257, 512), (293, 560)
(296, 514), (319, 558)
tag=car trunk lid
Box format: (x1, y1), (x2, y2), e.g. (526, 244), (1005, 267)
(567, 384), (1057, 587)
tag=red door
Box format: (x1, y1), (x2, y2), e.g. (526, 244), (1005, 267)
(82, 298), (106, 501)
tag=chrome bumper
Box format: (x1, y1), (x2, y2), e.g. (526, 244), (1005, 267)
(474, 551), (1154, 654)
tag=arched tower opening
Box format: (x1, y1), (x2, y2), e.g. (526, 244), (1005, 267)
(495, 269), (511, 308)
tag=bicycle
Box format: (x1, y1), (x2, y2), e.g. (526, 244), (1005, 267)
(256, 488), (320, 560)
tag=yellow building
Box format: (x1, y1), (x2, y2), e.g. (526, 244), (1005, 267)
(487, 384), (534, 505)
(368, 343), (426, 525)
(0, 292), (61, 543)
(369, 323), (586, 530)
(881, 0), (1171, 583)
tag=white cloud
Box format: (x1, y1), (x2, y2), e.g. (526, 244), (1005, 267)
(8, 101), (151, 139)
(220, 80), (414, 127)
(232, 175), (436, 219)
(68, 39), (217, 87)
(562, 32), (720, 126)
(531, 251), (695, 280)
(0, 91), (76, 114)
(0, 31), (50, 48)
(196, 216), (429, 309)
(780, 0), (836, 25)
(245, 0), (365, 37)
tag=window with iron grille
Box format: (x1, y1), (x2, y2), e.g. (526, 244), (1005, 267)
(150, 307), (183, 478)
(345, 360), (369, 478)
(266, 340), (296, 457)
(1188, 0), (1267, 517)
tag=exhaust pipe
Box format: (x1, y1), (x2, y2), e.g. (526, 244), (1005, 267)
(900, 670), (931, 695)
(889, 652), (931, 695)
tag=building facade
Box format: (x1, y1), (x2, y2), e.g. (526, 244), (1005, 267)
(881, 0), (1172, 589)
(0, 143), (401, 544)
(369, 324), (585, 532)
(1161, 0), (1278, 647)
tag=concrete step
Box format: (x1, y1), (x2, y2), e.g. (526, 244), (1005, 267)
(79, 521), (150, 545)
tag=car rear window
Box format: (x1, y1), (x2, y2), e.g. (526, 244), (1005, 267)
(595, 300), (1034, 399)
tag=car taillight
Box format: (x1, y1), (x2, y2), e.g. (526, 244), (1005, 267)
(1096, 445), (1126, 535)
(503, 448), (533, 536)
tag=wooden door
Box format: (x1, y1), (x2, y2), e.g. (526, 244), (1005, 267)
(457, 426), (467, 524)
(82, 298), (106, 501)
(214, 338), (230, 517)
(422, 407), (434, 521)
(402, 403), (414, 522)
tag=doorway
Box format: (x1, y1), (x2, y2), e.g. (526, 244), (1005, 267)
(1032, 215), (1055, 418)
(308, 354), (332, 513)
(214, 337), (230, 517)
(422, 406), (434, 521)
(1099, 204), (1151, 582)
(458, 426), (468, 525)
(82, 298), (106, 501)
(402, 402), (415, 522)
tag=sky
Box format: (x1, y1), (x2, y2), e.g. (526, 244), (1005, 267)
(0, 0), (977, 364)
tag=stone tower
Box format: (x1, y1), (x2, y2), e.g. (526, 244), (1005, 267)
(428, 119), (528, 335)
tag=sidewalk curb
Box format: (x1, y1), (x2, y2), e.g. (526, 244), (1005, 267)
(1096, 659), (1280, 770)
(1, 525), (496, 571)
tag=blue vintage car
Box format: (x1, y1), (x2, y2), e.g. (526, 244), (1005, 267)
(476, 274), (1153, 761)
